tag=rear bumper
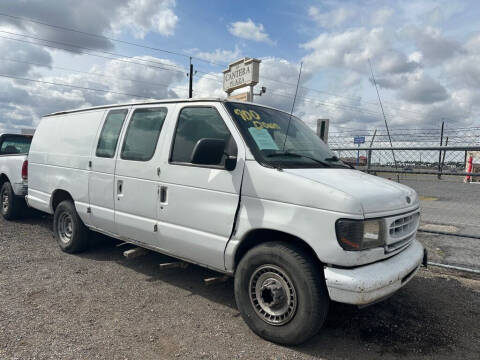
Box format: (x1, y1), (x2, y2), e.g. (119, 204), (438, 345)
(12, 181), (28, 196)
(324, 239), (424, 305)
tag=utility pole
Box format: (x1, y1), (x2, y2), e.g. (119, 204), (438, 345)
(188, 57), (193, 98)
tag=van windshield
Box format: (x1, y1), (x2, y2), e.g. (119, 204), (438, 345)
(225, 102), (349, 169)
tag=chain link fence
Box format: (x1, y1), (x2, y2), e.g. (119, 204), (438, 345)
(330, 145), (480, 272)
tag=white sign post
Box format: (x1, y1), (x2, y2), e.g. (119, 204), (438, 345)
(223, 57), (261, 101)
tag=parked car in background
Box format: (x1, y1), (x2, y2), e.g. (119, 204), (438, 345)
(26, 98), (425, 345)
(0, 133), (32, 219)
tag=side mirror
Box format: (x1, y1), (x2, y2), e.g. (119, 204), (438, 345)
(191, 138), (226, 166)
(225, 155), (237, 171)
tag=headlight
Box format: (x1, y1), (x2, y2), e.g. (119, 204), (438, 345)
(335, 219), (384, 251)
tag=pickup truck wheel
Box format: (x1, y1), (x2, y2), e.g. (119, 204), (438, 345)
(234, 242), (329, 346)
(53, 200), (89, 253)
(0, 181), (23, 220)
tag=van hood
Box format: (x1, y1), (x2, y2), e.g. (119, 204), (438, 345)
(283, 168), (418, 215)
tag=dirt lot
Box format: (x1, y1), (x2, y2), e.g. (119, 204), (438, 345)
(1, 214), (479, 360)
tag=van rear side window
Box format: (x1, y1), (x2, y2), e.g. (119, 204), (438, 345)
(96, 109), (129, 158)
(121, 107), (168, 161)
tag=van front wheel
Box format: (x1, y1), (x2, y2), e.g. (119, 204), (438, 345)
(234, 242), (329, 345)
(53, 200), (89, 253)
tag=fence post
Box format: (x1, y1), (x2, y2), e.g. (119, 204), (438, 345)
(441, 137), (449, 174)
(367, 129), (377, 173)
(438, 121), (444, 179)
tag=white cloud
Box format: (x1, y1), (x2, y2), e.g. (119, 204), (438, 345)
(301, 27), (418, 75)
(308, 6), (354, 28)
(113, 0), (178, 38)
(0, 0), (179, 53)
(371, 7), (394, 26)
(228, 19), (274, 44)
(0, 56), (186, 131)
(401, 26), (460, 65)
(193, 46), (242, 64)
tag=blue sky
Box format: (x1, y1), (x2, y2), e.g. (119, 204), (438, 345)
(0, 0), (479, 134)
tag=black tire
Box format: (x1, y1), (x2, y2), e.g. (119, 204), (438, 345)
(0, 181), (25, 220)
(53, 200), (89, 253)
(234, 241), (329, 345)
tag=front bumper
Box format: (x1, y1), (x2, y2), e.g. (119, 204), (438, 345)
(324, 239), (424, 305)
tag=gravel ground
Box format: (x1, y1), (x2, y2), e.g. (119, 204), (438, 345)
(1, 214), (479, 360)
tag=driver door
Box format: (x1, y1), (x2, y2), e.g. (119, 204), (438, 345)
(155, 103), (245, 270)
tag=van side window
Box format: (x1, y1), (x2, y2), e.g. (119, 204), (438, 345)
(121, 107), (168, 161)
(170, 107), (231, 165)
(96, 109), (128, 158)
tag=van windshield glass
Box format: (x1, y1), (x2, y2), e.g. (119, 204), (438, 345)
(225, 102), (348, 169)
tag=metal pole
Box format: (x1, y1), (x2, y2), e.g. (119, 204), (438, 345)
(357, 143), (360, 166)
(282, 62), (303, 151)
(367, 129), (377, 172)
(438, 121), (444, 179)
(188, 57), (193, 99)
(368, 59), (397, 169)
(441, 137), (448, 175)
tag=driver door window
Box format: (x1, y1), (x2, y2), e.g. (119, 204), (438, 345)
(170, 107), (231, 166)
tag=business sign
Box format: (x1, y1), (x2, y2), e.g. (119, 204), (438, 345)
(223, 57), (261, 94)
(228, 91), (251, 102)
(354, 136), (365, 145)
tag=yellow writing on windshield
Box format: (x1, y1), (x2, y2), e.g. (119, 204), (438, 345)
(233, 108), (280, 130)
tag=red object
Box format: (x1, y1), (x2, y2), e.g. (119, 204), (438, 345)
(21, 160), (28, 180)
(465, 155), (473, 182)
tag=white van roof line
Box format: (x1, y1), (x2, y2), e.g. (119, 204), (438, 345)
(42, 97), (292, 119)
(43, 97), (230, 117)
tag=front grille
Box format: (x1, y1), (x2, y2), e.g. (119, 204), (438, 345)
(384, 211), (420, 253)
(389, 213), (419, 238)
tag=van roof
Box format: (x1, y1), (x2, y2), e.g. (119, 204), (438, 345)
(43, 97), (237, 117)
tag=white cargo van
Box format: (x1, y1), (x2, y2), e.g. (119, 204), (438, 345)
(27, 99), (425, 345)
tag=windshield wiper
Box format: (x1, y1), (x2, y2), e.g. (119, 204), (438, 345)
(324, 155), (355, 169)
(324, 156), (339, 162)
(267, 152), (331, 167)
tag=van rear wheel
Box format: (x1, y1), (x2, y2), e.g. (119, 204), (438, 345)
(234, 241), (329, 345)
(53, 200), (89, 253)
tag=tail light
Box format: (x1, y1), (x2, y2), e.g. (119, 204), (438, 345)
(22, 160), (28, 180)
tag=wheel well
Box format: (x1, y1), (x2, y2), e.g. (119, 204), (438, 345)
(0, 173), (9, 188)
(51, 190), (73, 212)
(234, 229), (323, 270)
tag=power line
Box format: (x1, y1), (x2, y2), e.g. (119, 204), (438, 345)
(196, 70), (428, 119)
(0, 29), (186, 73)
(0, 12), (191, 59)
(0, 11), (431, 120)
(194, 69), (428, 122)
(0, 11), (228, 69)
(0, 34), (188, 76)
(0, 73), (160, 99)
(0, 57), (177, 89)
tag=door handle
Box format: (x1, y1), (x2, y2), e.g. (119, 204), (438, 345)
(159, 186), (167, 203)
(117, 180), (123, 199)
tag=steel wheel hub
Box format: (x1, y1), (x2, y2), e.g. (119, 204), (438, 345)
(249, 264), (297, 326)
(1, 190), (9, 212)
(57, 212), (73, 244)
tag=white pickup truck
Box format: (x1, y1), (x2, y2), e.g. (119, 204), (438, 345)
(0, 133), (31, 219)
